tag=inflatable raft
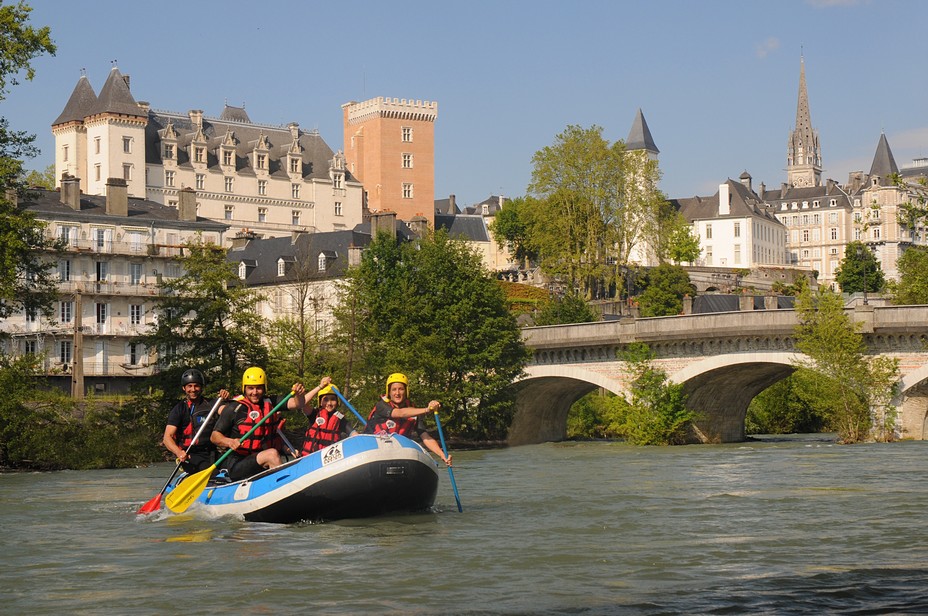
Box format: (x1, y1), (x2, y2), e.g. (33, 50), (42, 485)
(164, 433), (439, 523)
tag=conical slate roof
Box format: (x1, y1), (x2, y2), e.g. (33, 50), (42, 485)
(90, 67), (146, 118)
(868, 133), (899, 178)
(52, 75), (98, 125)
(626, 108), (659, 155)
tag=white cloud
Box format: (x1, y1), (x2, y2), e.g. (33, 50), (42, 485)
(755, 37), (780, 59)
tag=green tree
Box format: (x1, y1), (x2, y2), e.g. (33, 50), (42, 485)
(660, 207), (701, 265)
(140, 237), (268, 397)
(834, 241), (885, 295)
(534, 292), (598, 326)
(332, 230), (529, 440)
(793, 286), (900, 443)
(488, 195), (538, 266)
(745, 373), (825, 434)
(609, 343), (695, 445)
(22, 162), (54, 189)
(636, 263), (695, 317)
(889, 245), (928, 305)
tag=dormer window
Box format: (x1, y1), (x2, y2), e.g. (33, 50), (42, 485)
(164, 144), (174, 160)
(333, 173), (343, 189)
(222, 150), (234, 167)
(256, 153), (266, 170)
(238, 262), (247, 279)
(318, 253), (327, 271)
(289, 157), (300, 174)
(194, 147), (205, 163)
(317, 251), (336, 272)
(277, 259), (286, 277)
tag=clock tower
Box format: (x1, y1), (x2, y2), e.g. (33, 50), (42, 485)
(786, 57), (822, 188)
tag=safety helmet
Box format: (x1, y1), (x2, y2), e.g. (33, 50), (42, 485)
(318, 384), (339, 407)
(181, 369), (205, 387)
(385, 372), (409, 397)
(242, 367), (267, 392)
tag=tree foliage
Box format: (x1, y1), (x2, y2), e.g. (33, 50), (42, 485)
(793, 286), (899, 443)
(834, 241), (885, 295)
(534, 292), (598, 326)
(22, 162), (54, 189)
(637, 263), (695, 317)
(332, 230), (529, 440)
(745, 373), (826, 434)
(488, 195), (538, 266)
(889, 245), (928, 305)
(140, 237), (268, 397)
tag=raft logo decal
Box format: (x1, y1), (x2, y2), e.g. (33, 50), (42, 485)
(315, 416), (326, 426)
(322, 442), (344, 465)
(249, 410), (261, 421)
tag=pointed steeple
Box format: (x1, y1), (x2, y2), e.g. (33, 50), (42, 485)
(52, 75), (98, 126)
(786, 56), (822, 188)
(626, 108), (659, 157)
(90, 67), (146, 118)
(868, 133), (899, 178)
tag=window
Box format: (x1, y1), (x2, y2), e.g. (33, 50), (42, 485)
(195, 173), (205, 190)
(802, 230), (809, 242)
(334, 202), (342, 216)
(222, 150), (233, 166)
(734, 244), (741, 264)
(705, 224), (712, 240)
(94, 137), (101, 154)
(224, 205), (234, 220)
(130, 263), (142, 285)
(292, 210), (301, 225)
(873, 227), (881, 240)
(705, 246), (713, 266)
(96, 302), (108, 325)
(59, 260), (71, 281)
(165, 171), (175, 187)
(802, 215), (809, 226)
(333, 174), (343, 189)
(130, 304), (142, 325)
(258, 180), (267, 196)
(854, 212), (862, 223)
(813, 214), (820, 225)
(291, 183), (300, 199)
(123, 164), (131, 180)
(318, 253), (327, 271)
(94, 228), (108, 252)
(25, 307), (37, 323)
(123, 137), (132, 153)
(58, 225), (77, 246)
(733, 222), (740, 238)
(258, 207), (267, 223)
(854, 228), (862, 240)
(164, 144), (174, 160)
(483, 204), (489, 215)
(24, 339), (37, 355)
(95, 261), (108, 282)
(402, 183), (413, 199)
(256, 153), (266, 170)
(830, 228), (838, 240)
(813, 200), (820, 208)
(60, 301), (73, 324)
(289, 157), (300, 174)
(194, 147), (205, 163)
(224, 177), (233, 193)
(830, 199), (837, 207)
(127, 342), (141, 365)
(128, 231), (143, 253)
(95, 164), (101, 181)
(829, 212), (838, 224)
(402, 153), (413, 169)
(238, 262), (247, 279)
(59, 340), (72, 364)
(277, 260), (286, 276)
(402, 127), (412, 142)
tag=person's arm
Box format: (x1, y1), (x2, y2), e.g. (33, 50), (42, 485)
(210, 404), (241, 451)
(300, 377), (331, 416)
(162, 404), (187, 461)
(286, 382), (308, 413)
(419, 430), (452, 466)
(390, 399), (441, 419)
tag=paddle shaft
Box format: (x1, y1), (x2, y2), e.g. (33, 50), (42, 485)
(277, 426), (300, 458)
(331, 386), (368, 427)
(433, 411), (463, 512)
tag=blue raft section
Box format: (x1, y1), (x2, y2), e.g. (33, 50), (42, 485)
(165, 433), (439, 524)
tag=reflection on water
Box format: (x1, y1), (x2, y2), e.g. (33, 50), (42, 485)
(2, 435), (928, 614)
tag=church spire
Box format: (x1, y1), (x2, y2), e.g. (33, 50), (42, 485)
(787, 56), (822, 188)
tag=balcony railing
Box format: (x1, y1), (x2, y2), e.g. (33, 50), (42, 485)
(48, 235), (186, 257)
(56, 280), (162, 296)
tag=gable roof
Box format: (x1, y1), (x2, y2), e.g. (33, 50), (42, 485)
(435, 213), (490, 242)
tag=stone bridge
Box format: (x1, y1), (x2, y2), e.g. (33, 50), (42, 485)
(508, 305), (928, 445)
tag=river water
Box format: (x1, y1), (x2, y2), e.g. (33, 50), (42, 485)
(3, 435), (928, 615)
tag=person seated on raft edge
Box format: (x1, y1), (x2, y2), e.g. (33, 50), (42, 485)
(300, 376), (358, 455)
(210, 367), (308, 481)
(163, 368), (230, 474)
(363, 372), (452, 467)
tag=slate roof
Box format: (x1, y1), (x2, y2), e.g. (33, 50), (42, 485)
(626, 108), (659, 155)
(52, 75), (98, 125)
(868, 133), (899, 178)
(21, 188), (228, 232)
(90, 68), (146, 118)
(461, 195), (504, 216)
(675, 179), (781, 224)
(434, 213), (490, 242)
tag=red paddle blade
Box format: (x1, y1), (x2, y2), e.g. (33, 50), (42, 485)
(137, 493), (163, 515)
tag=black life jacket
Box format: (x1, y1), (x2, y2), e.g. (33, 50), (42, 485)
(301, 407), (345, 455)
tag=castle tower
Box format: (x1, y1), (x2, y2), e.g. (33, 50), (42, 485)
(625, 108), (659, 161)
(342, 97), (438, 225)
(786, 57), (822, 188)
(51, 74), (98, 191)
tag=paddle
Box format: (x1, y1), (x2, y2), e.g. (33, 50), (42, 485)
(165, 391), (295, 514)
(331, 385), (368, 427)
(137, 396), (224, 515)
(276, 421), (300, 458)
(433, 410), (463, 512)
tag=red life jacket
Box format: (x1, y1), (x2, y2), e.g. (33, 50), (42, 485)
(301, 407), (345, 455)
(179, 399), (213, 449)
(366, 397), (417, 436)
(230, 395), (277, 456)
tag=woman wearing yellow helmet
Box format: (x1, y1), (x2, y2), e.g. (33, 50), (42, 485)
(210, 367), (308, 480)
(363, 372), (451, 466)
(299, 376), (358, 455)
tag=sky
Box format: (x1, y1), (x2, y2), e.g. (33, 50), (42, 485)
(5, 0), (928, 209)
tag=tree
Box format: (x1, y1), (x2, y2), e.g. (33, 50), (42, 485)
(140, 237), (268, 397)
(745, 374), (825, 434)
(636, 263), (695, 317)
(534, 292), (598, 326)
(22, 163), (54, 189)
(889, 246), (928, 305)
(834, 241), (885, 295)
(487, 195), (538, 266)
(332, 230), (529, 440)
(660, 207), (701, 265)
(793, 286), (899, 443)
(0, 2), (58, 320)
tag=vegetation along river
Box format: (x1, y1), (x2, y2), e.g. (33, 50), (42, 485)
(3, 434), (928, 615)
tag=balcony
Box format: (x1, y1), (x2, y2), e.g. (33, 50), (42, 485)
(48, 234), (185, 258)
(56, 280), (162, 297)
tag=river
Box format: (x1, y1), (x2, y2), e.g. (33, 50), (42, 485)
(2, 434), (927, 615)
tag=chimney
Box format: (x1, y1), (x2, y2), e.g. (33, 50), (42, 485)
(759, 182), (766, 200)
(370, 211), (397, 239)
(188, 109), (204, 129)
(291, 230), (305, 245)
(781, 182), (788, 195)
(348, 245), (363, 267)
(105, 177), (128, 217)
(739, 172), (752, 192)
(826, 178), (836, 192)
(178, 187), (197, 221)
(137, 101), (150, 114)
(449, 194), (456, 212)
(408, 214), (429, 238)
(60, 175), (81, 210)
(718, 182), (730, 216)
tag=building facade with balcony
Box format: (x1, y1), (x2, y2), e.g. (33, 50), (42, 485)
(1, 178), (227, 394)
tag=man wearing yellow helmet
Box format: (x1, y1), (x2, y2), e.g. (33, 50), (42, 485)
(210, 367), (308, 480)
(363, 372), (451, 466)
(299, 376), (358, 455)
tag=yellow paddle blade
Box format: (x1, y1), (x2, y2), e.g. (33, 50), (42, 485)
(164, 466), (213, 513)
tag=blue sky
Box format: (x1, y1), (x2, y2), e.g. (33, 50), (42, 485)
(5, 0), (927, 208)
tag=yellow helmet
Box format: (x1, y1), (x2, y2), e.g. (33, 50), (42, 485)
(242, 367), (267, 392)
(385, 372), (409, 397)
(318, 384), (339, 406)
